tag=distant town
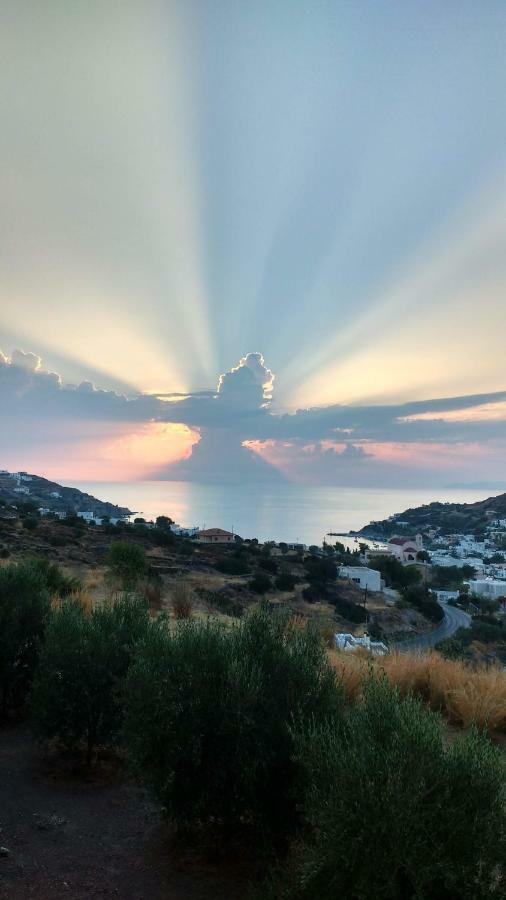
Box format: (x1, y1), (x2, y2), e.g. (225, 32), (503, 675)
(1, 468), (505, 666)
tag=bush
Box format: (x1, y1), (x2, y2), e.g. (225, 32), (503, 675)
(22, 515), (38, 531)
(215, 557), (251, 576)
(368, 556), (421, 590)
(402, 584), (444, 623)
(330, 595), (366, 624)
(30, 596), (149, 764)
(275, 572), (297, 592)
(171, 581), (193, 619)
(259, 557), (279, 575)
(249, 572), (272, 594)
(304, 557), (337, 586)
(26, 557), (80, 597)
(124, 606), (340, 843)
(106, 541), (148, 589)
(0, 561), (51, 716)
(197, 589), (244, 618)
(274, 677), (505, 899)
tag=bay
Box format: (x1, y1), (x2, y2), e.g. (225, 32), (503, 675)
(66, 481), (494, 547)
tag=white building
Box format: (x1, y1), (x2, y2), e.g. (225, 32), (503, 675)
(170, 523), (200, 537)
(339, 566), (382, 592)
(430, 555), (484, 573)
(77, 511), (95, 522)
(334, 632), (388, 656)
(432, 589), (460, 602)
(387, 534), (423, 563)
(465, 579), (506, 601)
(13, 486), (30, 495)
(50, 491), (62, 499)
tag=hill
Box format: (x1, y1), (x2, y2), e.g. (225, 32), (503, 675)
(0, 470), (131, 519)
(358, 492), (506, 538)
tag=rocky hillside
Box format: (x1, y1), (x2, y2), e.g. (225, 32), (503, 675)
(358, 493), (506, 538)
(0, 471), (131, 519)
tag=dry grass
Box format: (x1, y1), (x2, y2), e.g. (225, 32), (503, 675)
(144, 582), (164, 613)
(171, 581), (194, 619)
(445, 667), (506, 732)
(50, 589), (95, 614)
(329, 648), (506, 734)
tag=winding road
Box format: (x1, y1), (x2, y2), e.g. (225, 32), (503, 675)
(396, 600), (471, 652)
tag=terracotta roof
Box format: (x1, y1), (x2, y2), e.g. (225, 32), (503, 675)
(389, 536), (416, 546)
(198, 528), (234, 537)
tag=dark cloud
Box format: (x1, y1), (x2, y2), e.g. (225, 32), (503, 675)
(1, 348), (505, 466)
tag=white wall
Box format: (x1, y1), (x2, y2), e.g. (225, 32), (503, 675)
(339, 566), (382, 592)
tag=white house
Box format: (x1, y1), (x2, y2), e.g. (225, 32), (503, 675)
(77, 511), (95, 522)
(339, 566), (382, 592)
(50, 491), (62, 499)
(13, 486), (30, 495)
(170, 523), (200, 537)
(465, 579), (506, 601)
(334, 632), (388, 656)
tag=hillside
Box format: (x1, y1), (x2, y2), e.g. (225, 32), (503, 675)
(358, 492), (506, 538)
(0, 471), (131, 519)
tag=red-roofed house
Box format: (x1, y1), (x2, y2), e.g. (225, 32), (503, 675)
(387, 534), (423, 563)
(196, 528), (235, 544)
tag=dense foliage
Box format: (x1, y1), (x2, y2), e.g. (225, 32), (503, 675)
(106, 541), (148, 589)
(31, 596), (149, 763)
(0, 561), (51, 716)
(124, 605), (340, 843)
(269, 678), (505, 899)
(368, 556), (421, 590)
(400, 584), (444, 623)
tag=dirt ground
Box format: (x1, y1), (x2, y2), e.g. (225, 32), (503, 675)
(0, 725), (250, 900)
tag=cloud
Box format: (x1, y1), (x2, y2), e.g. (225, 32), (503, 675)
(1, 347), (506, 484)
(217, 352), (274, 409)
(11, 349), (43, 371)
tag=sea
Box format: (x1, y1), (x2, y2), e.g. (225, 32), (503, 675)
(66, 481), (495, 547)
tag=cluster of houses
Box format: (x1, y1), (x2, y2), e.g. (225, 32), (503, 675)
(338, 522), (506, 606)
(425, 517), (506, 603)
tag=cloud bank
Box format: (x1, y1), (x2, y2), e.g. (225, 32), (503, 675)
(1, 348), (505, 486)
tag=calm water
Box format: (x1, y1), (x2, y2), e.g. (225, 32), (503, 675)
(66, 481), (494, 547)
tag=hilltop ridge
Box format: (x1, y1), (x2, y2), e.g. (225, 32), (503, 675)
(358, 492), (506, 538)
(0, 470), (131, 519)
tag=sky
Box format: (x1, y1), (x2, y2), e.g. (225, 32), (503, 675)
(1, 1), (506, 488)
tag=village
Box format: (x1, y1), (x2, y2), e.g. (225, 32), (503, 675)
(1, 470), (505, 665)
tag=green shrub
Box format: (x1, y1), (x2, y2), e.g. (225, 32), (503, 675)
(215, 557), (251, 575)
(124, 605), (340, 843)
(0, 561), (51, 716)
(22, 515), (38, 531)
(259, 557), (279, 575)
(330, 595), (366, 623)
(402, 583), (443, 623)
(275, 572), (297, 592)
(249, 572), (272, 594)
(273, 678), (505, 899)
(31, 596), (149, 763)
(106, 541), (148, 589)
(25, 557), (80, 596)
(197, 589), (244, 618)
(368, 556), (421, 590)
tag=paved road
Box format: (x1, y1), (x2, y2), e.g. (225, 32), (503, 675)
(396, 601), (471, 652)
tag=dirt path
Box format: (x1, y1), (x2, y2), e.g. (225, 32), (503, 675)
(0, 725), (246, 899)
